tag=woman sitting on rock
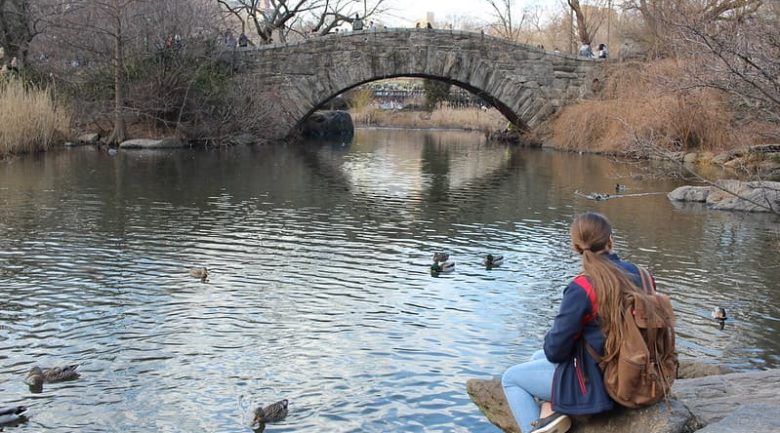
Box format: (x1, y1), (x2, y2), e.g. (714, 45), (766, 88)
(501, 212), (654, 433)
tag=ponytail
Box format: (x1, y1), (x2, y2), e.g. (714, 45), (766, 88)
(571, 213), (641, 362)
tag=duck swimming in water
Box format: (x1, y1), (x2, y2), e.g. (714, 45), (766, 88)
(615, 184), (626, 193)
(190, 267), (209, 282)
(0, 405), (28, 427)
(25, 365), (80, 388)
(430, 261), (455, 274)
(251, 399), (289, 432)
(484, 254), (504, 269)
(432, 252), (449, 263)
(712, 307), (727, 329)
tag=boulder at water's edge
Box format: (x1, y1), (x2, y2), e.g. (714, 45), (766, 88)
(466, 378), (697, 433)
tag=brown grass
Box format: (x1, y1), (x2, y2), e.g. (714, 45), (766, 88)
(352, 106), (506, 132)
(0, 77), (70, 156)
(546, 60), (779, 153)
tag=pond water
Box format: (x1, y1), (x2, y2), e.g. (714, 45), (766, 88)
(0, 128), (778, 433)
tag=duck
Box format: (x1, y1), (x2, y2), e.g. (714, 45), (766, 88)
(432, 252), (449, 263)
(190, 267), (209, 282)
(711, 307), (727, 321)
(590, 192), (611, 201)
(0, 405), (28, 427)
(712, 307), (727, 329)
(430, 261), (455, 274)
(24, 364), (80, 388)
(615, 184), (626, 193)
(484, 254), (504, 268)
(251, 399), (289, 432)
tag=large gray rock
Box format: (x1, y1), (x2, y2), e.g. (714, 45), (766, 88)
(119, 137), (188, 149)
(466, 378), (697, 433)
(301, 110), (354, 141)
(667, 180), (780, 212)
(667, 186), (710, 202)
(707, 180), (780, 212)
(673, 369), (780, 426)
(467, 378), (520, 433)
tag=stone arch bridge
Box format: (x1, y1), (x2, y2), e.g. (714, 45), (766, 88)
(240, 29), (600, 140)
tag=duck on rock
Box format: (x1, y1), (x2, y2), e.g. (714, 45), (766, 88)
(251, 399), (289, 432)
(25, 365), (80, 390)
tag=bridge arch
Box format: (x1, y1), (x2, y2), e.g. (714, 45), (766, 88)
(241, 29), (599, 139)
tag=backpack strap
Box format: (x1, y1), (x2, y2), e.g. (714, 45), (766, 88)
(580, 266), (654, 364)
(637, 266), (656, 294)
(574, 275), (604, 363)
(573, 275), (598, 324)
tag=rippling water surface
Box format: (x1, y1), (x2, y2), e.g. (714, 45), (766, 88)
(1, 128), (778, 432)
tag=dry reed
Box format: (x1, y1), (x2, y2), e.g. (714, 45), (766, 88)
(352, 106), (506, 132)
(546, 60), (775, 153)
(0, 77), (70, 156)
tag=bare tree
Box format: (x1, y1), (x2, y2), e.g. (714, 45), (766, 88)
(619, 0), (763, 57)
(0, 0), (49, 64)
(483, 0), (526, 41)
(673, 2), (780, 126)
(217, 0), (387, 44)
(566, 0), (593, 45)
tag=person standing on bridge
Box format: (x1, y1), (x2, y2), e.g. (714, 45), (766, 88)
(352, 14), (364, 31)
(579, 43), (594, 58)
(501, 212), (660, 433)
(597, 44), (608, 60)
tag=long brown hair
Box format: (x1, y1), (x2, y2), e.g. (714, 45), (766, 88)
(570, 212), (639, 361)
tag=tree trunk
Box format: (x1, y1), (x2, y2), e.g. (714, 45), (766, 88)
(567, 0), (591, 45)
(106, 1), (126, 146)
(0, 0), (35, 64)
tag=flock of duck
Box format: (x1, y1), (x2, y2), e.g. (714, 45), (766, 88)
(3, 256), (727, 431)
(2, 362), (288, 431)
(429, 252), (504, 276)
(1, 269), (289, 432)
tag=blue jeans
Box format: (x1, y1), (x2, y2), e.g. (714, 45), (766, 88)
(502, 350), (556, 433)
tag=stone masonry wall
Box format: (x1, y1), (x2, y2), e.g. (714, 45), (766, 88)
(238, 29), (600, 139)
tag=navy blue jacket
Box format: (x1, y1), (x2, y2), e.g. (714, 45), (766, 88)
(543, 253), (647, 415)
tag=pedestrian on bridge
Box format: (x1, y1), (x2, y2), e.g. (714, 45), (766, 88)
(352, 14), (364, 31)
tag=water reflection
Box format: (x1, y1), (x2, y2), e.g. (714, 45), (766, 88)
(0, 128), (777, 433)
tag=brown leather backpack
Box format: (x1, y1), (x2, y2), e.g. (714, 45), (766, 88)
(585, 267), (678, 408)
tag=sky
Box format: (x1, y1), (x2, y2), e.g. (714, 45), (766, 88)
(378, 0), (552, 27)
